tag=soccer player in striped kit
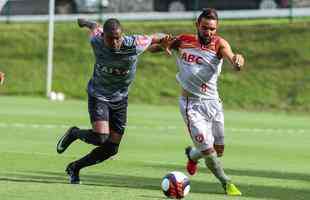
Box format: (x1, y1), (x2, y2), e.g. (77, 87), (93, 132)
(166, 8), (244, 195)
(56, 18), (169, 184)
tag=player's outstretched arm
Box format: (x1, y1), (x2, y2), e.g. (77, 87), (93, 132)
(165, 37), (181, 55)
(148, 33), (177, 55)
(147, 44), (163, 53)
(219, 38), (245, 71)
(147, 33), (168, 53)
(0, 71), (5, 85)
(148, 33), (180, 55)
(77, 18), (98, 30)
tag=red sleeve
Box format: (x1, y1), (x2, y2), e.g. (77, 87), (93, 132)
(177, 34), (196, 42)
(176, 34), (198, 49)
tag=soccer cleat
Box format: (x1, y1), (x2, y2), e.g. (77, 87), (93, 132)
(56, 126), (79, 154)
(65, 163), (80, 184)
(225, 183), (242, 196)
(185, 146), (198, 176)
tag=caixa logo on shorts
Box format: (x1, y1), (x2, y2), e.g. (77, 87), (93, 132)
(96, 64), (130, 76)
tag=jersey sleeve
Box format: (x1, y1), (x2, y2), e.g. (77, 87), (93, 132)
(175, 34), (197, 49)
(134, 35), (153, 55)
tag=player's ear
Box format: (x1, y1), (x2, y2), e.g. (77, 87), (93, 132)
(195, 21), (199, 29)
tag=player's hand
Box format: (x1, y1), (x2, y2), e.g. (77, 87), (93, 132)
(160, 35), (176, 56)
(232, 54), (244, 71)
(78, 18), (99, 31)
(0, 72), (5, 85)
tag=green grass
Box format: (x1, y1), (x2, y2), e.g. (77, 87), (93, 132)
(1, 19), (310, 110)
(0, 96), (309, 200)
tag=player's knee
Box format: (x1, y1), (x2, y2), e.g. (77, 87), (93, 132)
(214, 144), (224, 157)
(92, 121), (109, 133)
(93, 132), (109, 146)
(93, 141), (119, 162)
(103, 140), (119, 156)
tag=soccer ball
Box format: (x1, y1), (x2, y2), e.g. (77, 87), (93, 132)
(56, 92), (65, 101)
(161, 171), (190, 199)
(48, 91), (57, 101)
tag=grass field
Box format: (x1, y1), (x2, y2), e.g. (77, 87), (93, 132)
(0, 96), (309, 200)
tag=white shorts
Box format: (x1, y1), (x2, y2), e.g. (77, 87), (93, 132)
(179, 96), (224, 151)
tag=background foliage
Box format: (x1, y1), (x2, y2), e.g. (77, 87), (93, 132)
(1, 20), (309, 110)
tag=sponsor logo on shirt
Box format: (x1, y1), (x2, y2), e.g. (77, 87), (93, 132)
(96, 64), (130, 76)
(181, 52), (203, 64)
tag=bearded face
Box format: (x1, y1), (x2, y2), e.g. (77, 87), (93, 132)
(196, 18), (217, 45)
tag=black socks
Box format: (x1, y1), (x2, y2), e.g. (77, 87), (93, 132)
(73, 140), (119, 171)
(75, 129), (109, 146)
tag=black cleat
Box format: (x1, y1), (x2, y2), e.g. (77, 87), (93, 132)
(56, 126), (79, 154)
(185, 146), (192, 160)
(65, 163), (80, 184)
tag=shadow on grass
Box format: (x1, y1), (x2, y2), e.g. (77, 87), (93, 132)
(1, 168), (309, 200)
(140, 162), (310, 200)
(140, 162), (310, 182)
(0, 170), (222, 195)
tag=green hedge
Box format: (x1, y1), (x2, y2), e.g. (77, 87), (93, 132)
(1, 20), (309, 111)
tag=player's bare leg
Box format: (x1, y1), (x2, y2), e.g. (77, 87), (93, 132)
(214, 144), (224, 157)
(212, 120), (225, 157)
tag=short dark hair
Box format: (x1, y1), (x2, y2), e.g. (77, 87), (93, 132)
(103, 18), (122, 33)
(197, 8), (219, 23)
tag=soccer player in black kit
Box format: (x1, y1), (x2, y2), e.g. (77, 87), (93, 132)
(56, 18), (169, 184)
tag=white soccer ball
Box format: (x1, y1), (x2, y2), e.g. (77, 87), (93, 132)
(161, 171), (190, 199)
(56, 92), (65, 101)
(49, 91), (57, 101)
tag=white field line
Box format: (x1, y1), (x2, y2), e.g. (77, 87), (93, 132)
(0, 150), (77, 158)
(0, 122), (308, 134)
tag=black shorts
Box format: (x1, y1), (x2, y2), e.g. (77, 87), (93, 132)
(88, 94), (128, 135)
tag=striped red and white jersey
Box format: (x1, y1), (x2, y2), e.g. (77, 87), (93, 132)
(175, 34), (223, 100)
